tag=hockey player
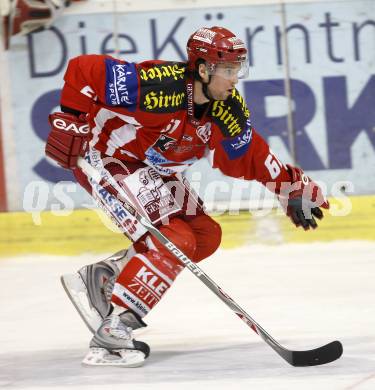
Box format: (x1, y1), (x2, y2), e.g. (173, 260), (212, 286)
(45, 26), (329, 367)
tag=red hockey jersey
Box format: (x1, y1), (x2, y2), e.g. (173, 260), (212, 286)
(60, 54), (290, 189)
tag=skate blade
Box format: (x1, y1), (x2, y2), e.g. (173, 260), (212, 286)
(61, 273), (103, 334)
(82, 347), (145, 367)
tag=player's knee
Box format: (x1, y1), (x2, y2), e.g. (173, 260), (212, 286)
(189, 215), (222, 262)
(205, 217), (222, 256)
(148, 217), (197, 260)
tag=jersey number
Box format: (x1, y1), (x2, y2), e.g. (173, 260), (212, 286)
(265, 153), (282, 179)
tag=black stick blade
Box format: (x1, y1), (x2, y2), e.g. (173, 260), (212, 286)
(286, 341), (343, 367)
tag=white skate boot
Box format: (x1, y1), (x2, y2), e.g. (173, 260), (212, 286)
(82, 311), (150, 367)
(61, 249), (133, 333)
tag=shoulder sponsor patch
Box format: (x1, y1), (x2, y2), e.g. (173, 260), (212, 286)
(210, 89), (250, 137)
(221, 120), (253, 160)
(139, 62), (186, 84)
(140, 80), (186, 113)
(105, 59), (138, 109)
(139, 62), (187, 114)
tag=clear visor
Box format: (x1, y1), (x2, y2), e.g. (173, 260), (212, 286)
(206, 60), (249, 80)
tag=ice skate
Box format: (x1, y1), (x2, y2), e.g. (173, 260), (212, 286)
(61, 249), (132, 333)
(82, 311), (150, 367)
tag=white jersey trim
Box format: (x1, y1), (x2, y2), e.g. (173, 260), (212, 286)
(205, 148), (215, 167)
(106, 123), (137, 156)
(91, 107), (141, 154)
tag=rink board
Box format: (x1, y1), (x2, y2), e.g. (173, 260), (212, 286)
(0, 195), (374, 257)
(0, 0), (374, 212)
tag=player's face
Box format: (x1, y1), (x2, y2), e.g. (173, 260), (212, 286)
(207, 63), (241, 100)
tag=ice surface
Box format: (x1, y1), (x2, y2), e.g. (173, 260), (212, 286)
(1, 241), (375, 390)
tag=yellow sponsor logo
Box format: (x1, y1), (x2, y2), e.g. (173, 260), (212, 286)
(212, 101), (243, 136)
(140, 64), (185, 82)
(211, 90), (250, 136)
(143, 90), (185, 110)
(231, 89), (250, 118)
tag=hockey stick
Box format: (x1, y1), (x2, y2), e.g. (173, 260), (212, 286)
(77, 157), (343, 367)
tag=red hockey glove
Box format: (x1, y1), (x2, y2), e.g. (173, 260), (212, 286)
(279, 164), (329, 230)
(45, 112), (89, 169)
